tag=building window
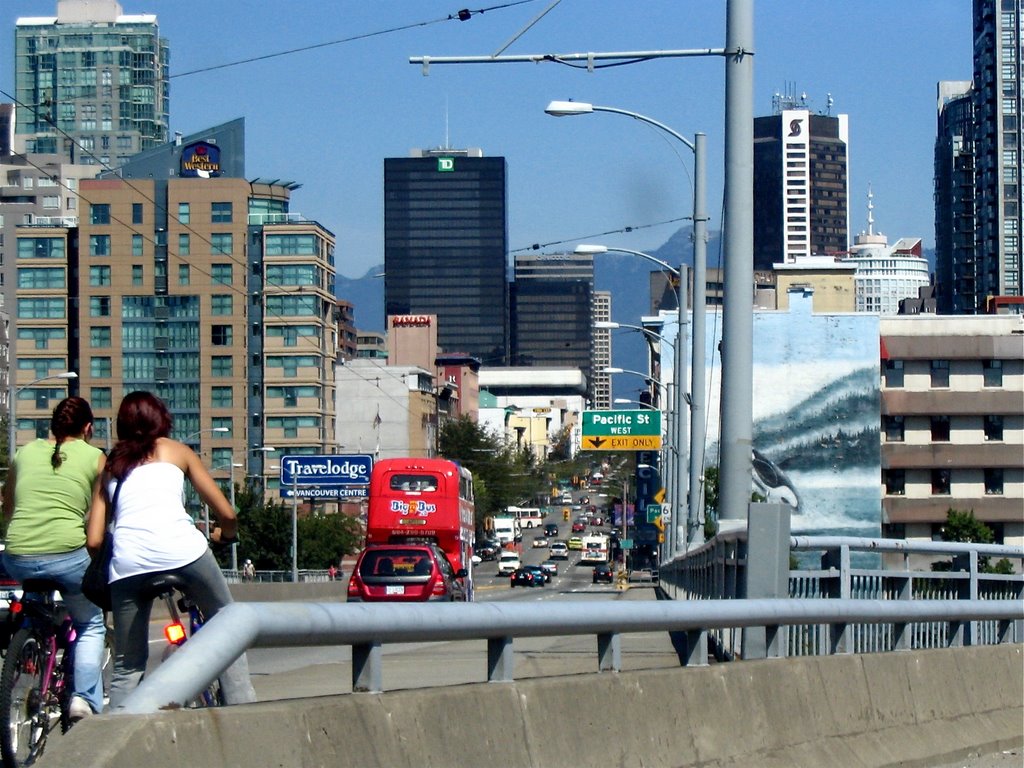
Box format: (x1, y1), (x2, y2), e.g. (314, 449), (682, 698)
(178, 233), (190, 256)
(178, 202), (190, 224)
(132, 265), (143, 286)
(132, 234), (143, 257)
(90, 387), (112, 409)
(211, 264), (232, 285)
(930, 415), (950, 442)
(90, 356), (112, 378)
(89, 327), (111, 347)
(132, 203), (143, 225)
(179, 264), (190, 285)
(88, 266), (111, 286)
(884, 359), (903, 388)
(211, 417), (232, 436)
(89, 203), (110, 225)
(89, 235), (110, 257)
(984, 469), (1004, 495)
(17, 298), (65, 319)
(211, 233), (233, 256)
(89, 296), (111, 317)
(983, 359), (1003, 387)
(212, 325), (233, 346)
(211, 386), (233, 408)
(984, 415), (1004, 441)
(931, 468), (951, 495)
(211, 295), (233, 315)
(884, 468), (905, 495)
(930, 360), (950, 388)
(18, 327), (66, 350)
(211, 202), (233, 223)
(211, 356), (232, 377)
(884, 415), (905, 442)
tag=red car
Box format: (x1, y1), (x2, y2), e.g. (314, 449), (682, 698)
(571, 520), (586, 533)
(347, 544), (467, 602)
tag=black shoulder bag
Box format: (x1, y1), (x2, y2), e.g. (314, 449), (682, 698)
(81, 479), (122, 611)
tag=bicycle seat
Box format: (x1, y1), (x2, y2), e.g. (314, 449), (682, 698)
(138, 573), (191, 601)
(19, 579), (64, 597)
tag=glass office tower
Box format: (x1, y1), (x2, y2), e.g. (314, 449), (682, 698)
(384, 148), (509, 365)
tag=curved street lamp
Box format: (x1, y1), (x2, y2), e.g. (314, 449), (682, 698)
(8, 371), (78, 458)
(551, 99), (707, 552)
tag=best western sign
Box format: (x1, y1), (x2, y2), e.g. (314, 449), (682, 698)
(581, 410), (662, 451)
(279, 454), (373, 499)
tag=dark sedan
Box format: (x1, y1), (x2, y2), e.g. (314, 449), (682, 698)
(592, 563), (614, 584)
(510, 568), (541, 588)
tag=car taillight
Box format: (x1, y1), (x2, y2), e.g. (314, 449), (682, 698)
(347, 577), (360, 597)
(9, 600), (23, 616)
(431, 578), (447, 596)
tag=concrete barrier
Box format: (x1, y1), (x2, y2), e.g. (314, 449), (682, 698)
(41, 643), (1022, 767)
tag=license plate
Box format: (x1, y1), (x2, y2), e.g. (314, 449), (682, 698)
(385, 585), (405, 595)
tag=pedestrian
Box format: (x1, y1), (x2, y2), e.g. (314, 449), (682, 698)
(1, 397), (107, 719)
(327, 564), (337, 581)
(242, 559), (255, 582)
(88, 391), (256, 709)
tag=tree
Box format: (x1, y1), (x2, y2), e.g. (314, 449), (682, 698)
(933, 508), (1013, 574)
(702, 466), (719, 540)
(297, 512), (363, 569)
(231, 479), (291, 571)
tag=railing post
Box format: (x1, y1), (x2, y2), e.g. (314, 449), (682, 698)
(487, 636), (514, 682)
(352, 641), (382, 693)
(741, 503), (791, 659)
(889, 574), (912, 651)
(597, 631), (621, 671)
(823, 544), (852, 653)
(951, 551), (979, 646)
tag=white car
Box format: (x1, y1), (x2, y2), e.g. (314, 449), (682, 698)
(549, 542), (569, 560)
(497, 551), (522, 575)
(531, 536), (549, 548)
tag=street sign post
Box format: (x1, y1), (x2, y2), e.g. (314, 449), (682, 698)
(581, 410), (662, 451)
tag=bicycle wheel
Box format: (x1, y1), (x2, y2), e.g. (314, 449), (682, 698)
(0, 628), (56, 768)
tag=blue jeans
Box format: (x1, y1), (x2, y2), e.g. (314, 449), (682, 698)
(2, 548), (106, 714)
(107, 549), (256, 709)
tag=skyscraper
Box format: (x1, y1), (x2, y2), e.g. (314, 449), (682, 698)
(384, 148), (508, 365)
(511, 252), (594, 398)
(753, 96), (850, 270)
(14, 0), (169, 163)
(971, 0), (1022, 307)
(934, 1), (1023, 314)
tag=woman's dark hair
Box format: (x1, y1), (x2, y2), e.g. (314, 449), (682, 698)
(106, 391), (173, 480)
(49, 396), (94, 470)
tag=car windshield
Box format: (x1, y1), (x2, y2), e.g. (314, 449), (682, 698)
(359, 549), (433, 578)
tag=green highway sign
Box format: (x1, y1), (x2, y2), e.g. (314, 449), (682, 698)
(582, 410), (661, 437)
(621, 539), (634, 550)
(646, 504), (663, 523)
(581, 410), (662, 451)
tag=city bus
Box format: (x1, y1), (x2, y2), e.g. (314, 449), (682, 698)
(365, 458), (476, 599)
(507, 505), (544, 529)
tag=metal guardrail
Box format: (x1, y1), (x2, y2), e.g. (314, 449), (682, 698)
(116, 597), (1023, 714)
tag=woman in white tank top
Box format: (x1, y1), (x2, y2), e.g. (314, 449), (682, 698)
(88, 391), (256, 709)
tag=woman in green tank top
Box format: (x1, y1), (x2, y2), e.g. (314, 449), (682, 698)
(1, 397), (107, 718)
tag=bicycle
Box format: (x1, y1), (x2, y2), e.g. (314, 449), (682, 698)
(140, 573), (223, 708)
(0, 579), (76, 768)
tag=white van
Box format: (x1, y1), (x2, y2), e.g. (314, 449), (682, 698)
(497, 550), (522, 575)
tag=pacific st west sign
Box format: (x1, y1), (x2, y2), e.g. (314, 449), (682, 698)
(580, 410), (662, 451)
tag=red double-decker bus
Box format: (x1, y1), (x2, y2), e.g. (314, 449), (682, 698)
(366, 458), (476, 599)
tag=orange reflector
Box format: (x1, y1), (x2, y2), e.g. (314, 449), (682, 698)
(164, 621), (187, 645)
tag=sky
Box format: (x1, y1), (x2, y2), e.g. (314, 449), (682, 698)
(2, 1), (973, 280)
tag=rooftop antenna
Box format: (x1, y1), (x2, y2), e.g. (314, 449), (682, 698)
(444, 95), (450, 150)
(826, 93), (834, 116)
(866, 184), (875, 236)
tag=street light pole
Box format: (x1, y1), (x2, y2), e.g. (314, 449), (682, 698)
(7, 371), (78, 459)
(550, 101), (708, 553)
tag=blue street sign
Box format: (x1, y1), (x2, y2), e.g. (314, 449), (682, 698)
(279, 454), (373, 499)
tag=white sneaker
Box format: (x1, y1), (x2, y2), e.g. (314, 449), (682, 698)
(68, 696), (93, 721)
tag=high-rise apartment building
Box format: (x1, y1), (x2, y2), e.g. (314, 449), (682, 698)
(935, 1), (1023, 312)
(592, 291), (612, 410)
(14, 0), (169, 163)
(12, 120), (337, 496)
(511, 253), (594, 399)
(934, 81), (976, 313)
(384, 148), (508, 365)
(753, 97), (850, 270)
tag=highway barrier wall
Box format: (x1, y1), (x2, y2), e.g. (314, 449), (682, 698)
(44, 643), (1022, 768)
